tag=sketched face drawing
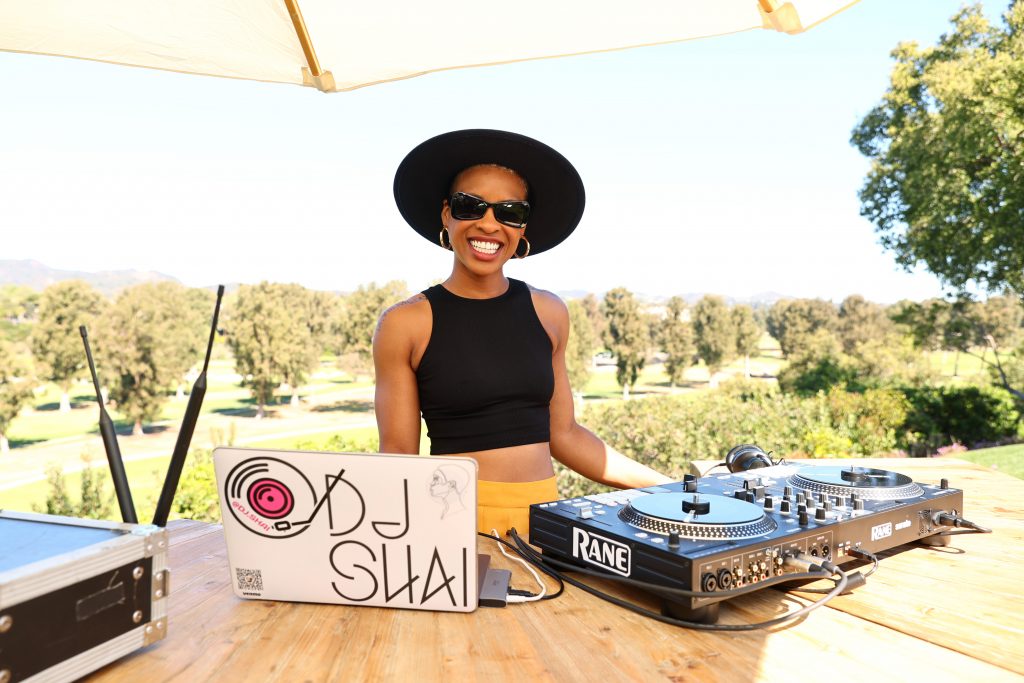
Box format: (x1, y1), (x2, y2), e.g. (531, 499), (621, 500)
(430, 465), (469, 519)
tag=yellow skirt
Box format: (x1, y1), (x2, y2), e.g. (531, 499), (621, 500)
(477, 476), (559, 538)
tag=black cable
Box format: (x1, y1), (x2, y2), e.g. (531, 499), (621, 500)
(477, 531), (564, 600)
(932, 512), (992, 536)
(787, 548), (876, 595)
(506, 530), (849, 631)
(848, 547), (879, 578)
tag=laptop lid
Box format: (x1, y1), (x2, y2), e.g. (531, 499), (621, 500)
(213, 447), (479, 613)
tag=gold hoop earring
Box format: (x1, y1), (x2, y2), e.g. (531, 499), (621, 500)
(514, 236), (531, 259)
(439, 227), (453, 251)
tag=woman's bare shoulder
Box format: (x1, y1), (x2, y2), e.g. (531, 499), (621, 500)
(526, 284), (569, 319)
(375, 293), (431, 342)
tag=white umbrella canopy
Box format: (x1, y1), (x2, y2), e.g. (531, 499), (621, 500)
(0, 0), (860, 92)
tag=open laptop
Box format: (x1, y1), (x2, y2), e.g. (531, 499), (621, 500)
(213, 447), (485, 613)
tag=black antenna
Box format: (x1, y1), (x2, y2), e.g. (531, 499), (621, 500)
(153, 285), (224, 527)
(80, 326), (138, 524)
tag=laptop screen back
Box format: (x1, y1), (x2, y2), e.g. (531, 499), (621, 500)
(213, 447), (479, 613)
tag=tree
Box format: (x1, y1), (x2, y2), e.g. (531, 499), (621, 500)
(96, 282), (204, 435)
(0, 285), (39, 344)
(692, 295), (736, 386)
(837, 295), (893, 354)
(30, 281), (106, 412)
(0, 341), (35, 455)
(732, 304), (762, 379)
(579, 293), (607, 349)
(225, 282), (320, 418)
(766, 299), (838, 358)
(566, 299), (599, 396)
(334, 281), (408, 379)
(602, 287), (647, 399)
(658, 296), (694, 387)
(852, 4), (1024, 299)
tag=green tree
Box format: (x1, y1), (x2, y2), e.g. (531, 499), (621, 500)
(579, 293), (607, 350)
(96, 282), (204, 435)
(225, 282), (320, 417)
(0, 341), (35, 455)
(30, 281), (106, 412)
(852, 4), (1024, 299)
(566, 299), (599, 396)
(766, 298), (838, 358)
(602, 287), (647, 399)
(732, 304), (762, 379)
(692, 296), (736, 385)
(658, 296), (694, 387)
(837, 295), (893, 354)
(335, 281), (408, 379)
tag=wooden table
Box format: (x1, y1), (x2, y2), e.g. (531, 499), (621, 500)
(90, 458), (1024, 682)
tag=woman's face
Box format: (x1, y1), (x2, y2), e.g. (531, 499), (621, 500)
(441, 164), (528, 276)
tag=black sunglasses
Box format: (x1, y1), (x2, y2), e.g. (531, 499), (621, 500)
(448, 192), (530, 228)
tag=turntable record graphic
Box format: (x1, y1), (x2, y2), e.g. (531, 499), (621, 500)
(788, 466), (923, 501)
(618, 492), (777, 540)
(224, 457), (318, 538)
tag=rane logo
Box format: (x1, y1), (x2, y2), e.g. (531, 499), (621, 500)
(572, 528), (631, 576)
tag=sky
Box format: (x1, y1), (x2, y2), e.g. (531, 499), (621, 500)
(0, 1), (1009, 303)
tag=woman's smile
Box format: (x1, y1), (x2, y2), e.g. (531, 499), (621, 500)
(468, 237), (503, 258)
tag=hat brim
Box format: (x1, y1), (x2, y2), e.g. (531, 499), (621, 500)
(393, 129), (585, 256)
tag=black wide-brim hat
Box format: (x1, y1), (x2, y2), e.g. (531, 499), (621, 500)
(393, 129), (585, 256)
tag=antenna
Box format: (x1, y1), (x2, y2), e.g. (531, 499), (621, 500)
(152, 285), (224, 527)
(80, 326), (138, 524)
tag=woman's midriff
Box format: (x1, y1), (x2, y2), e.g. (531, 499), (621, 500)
(442, 442), (555, 482)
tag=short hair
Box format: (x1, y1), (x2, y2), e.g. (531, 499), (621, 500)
(448, 164), (529, 199)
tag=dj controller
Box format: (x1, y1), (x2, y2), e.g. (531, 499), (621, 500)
(529, 462), (964, 623)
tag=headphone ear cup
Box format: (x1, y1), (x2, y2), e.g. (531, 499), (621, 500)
(725, 444), (773, 473)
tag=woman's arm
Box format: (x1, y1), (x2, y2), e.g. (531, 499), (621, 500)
(534, 290), (673, 489)
(372, 297), (427, 454)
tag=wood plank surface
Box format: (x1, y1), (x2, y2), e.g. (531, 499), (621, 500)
(87, 459), (1024, 682)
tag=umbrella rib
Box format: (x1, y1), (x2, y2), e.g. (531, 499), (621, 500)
(283, 0), (333, 90)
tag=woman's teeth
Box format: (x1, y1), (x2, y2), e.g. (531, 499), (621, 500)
(469, 239), (500, 255)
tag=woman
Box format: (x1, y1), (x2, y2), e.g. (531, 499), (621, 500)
(375, 129), (671, 536)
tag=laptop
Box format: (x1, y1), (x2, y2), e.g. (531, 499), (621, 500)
(213, 447), (483, 613)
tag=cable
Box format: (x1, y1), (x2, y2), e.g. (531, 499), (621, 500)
(476, 531), (564, 600)
(848, 547), (879, 578)
(506, 530), (849, 631)
(932, 512), (992, 536)
(490, 527), (546, 602)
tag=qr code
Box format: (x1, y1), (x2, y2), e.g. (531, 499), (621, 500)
(236, 568), (263, 593)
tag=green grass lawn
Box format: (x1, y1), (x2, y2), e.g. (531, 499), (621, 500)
(955, 443), (1024, 480)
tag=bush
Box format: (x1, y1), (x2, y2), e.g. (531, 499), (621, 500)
(170, 448), (221, 522)
(34, 454), (114, 520)
(561, 381), (912, 497)
(900, 385), (1020, 454)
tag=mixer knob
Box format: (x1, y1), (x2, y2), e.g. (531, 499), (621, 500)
(796, 492), (806, 505)
(734, 490), (746, 500)
(745, 491), (756, 504)
(799, 510), (809, 526)
(743, 479), (753, 491)
(754, 486), (766, 500)
(763, 496), (774, 510)
(683, 473), (697, 484)
(805, 496), (815, 509)
(817, 492), (827, 504)
(783, 485), (793, 498)
(780, 499), (791, 514)
(815, 507), (827, 522)
(940, 478), (949, 490)
(853, 499), (864, 511)
(824, 500), (833, 512)
(684, 479), (698, 493)
(668, 530), (681, 549)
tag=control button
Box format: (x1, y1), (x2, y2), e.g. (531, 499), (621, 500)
(684, 480), (698, 493)
(799, 510), (809, 526)
(940, 478), (949, 490)
(780, 499), (791, 513)
(734, 490), (746, 500)
(668, 530), (680, 549)
(784, 485), (794, 498)
(579, 508), (593, 519)
(815, 508), (827, 522)
(651, 537), (665, 544)
(743, 479), (753, 491)
(763, 496), (774, 510)
(853, 499), (864, 511)
(824, 500), (833, 512)
(634, 532), (649, 538)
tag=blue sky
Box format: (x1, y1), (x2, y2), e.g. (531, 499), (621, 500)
(0, 1), (1008, 302)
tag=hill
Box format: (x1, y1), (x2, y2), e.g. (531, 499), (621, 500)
(0, 259), (180, 297)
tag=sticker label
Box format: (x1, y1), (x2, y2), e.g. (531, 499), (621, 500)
(572, 528), (631, 576)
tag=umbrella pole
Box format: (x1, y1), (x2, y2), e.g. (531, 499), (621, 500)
(283, 0), (336, 91)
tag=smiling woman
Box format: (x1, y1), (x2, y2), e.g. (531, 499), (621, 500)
(373, 129), (671, 536)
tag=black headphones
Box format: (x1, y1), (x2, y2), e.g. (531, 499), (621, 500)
(725, 444), (774, 473)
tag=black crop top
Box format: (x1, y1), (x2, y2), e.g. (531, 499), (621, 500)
(416, 279), (554, 455)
